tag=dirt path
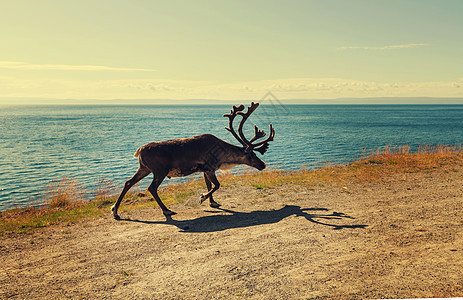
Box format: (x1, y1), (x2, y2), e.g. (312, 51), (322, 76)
(1, 167), (463, 299)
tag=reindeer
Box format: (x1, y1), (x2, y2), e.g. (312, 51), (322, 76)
(111, 102), (275, 219)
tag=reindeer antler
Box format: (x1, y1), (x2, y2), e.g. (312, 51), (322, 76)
(237, 102), (260, 149)
(224, 102), (275, 154)
(252, 124), (275, 154)
(223, 104), (247, 148)
(249, 125), (266, 143)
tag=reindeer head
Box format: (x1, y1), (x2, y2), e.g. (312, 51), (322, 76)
(223, 102), (275, 170)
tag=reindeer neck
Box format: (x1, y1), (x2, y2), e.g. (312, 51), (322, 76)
(217, 140), (247, 165)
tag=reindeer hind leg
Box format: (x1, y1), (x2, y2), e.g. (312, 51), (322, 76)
(147, 172), (176, 216)
(112, 167), (150, 220)
(201, 172), (221, 208)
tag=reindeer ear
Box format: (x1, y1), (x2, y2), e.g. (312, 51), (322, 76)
(254, 143), (269, 155)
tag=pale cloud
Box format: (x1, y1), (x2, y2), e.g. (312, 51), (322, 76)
(209, 78), (463, 99)
(337, 43), (429, 51)
(0, 61), (155, 72)
(0, 76), (462, 101)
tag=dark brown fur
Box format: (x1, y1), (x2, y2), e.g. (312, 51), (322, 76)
(111, 134), (265, 218)
(111, 103), (273, 219)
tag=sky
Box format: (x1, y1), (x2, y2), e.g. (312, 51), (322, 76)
(1, 0), (463, 105)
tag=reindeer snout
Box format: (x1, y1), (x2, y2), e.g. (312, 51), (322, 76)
(257, 162), (266, 171)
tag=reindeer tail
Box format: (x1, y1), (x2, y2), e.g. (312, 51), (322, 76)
(133, 147), (142, 158)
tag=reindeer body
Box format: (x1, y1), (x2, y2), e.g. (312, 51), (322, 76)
(111, 103), (274, 219)
(135, 134), (265, 178)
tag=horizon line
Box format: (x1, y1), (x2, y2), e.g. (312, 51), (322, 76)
(2, 96), (463, 107)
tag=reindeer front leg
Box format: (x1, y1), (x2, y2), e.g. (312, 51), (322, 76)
(201, 171), (221, 208)
(148, 172), (177, 216)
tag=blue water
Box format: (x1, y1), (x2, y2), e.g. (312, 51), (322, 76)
(1, 104), (463, 210)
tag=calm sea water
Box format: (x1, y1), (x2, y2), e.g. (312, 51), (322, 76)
(1, 104), (463, 210)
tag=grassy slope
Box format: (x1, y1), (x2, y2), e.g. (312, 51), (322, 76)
(1, 145), (462, 235)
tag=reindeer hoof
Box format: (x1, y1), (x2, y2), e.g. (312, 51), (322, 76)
(111, 206), (120, 220)
(200, 194), (207, 204)
(163, 210), (177, 216)
(210, 201), (221, 208)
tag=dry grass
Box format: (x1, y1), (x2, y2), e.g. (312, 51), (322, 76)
(44, 177), (84, 208)
(0, 200), (107, 234)
(218, 144), (463, 190)
(94, 177), (118, 201)
(0, 177), (117, 234)
(1, 144), (462, 235)
(307, 144), (463, 186)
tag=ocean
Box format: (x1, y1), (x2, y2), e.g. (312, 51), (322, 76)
(1, 104), (463, 210)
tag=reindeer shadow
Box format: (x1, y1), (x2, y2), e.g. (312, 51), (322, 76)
(120, 205), (367, 232)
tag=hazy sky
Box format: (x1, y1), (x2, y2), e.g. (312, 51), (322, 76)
(1, 0), (463, 104)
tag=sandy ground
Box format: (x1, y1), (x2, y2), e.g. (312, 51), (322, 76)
(1, 166), (463, 299)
